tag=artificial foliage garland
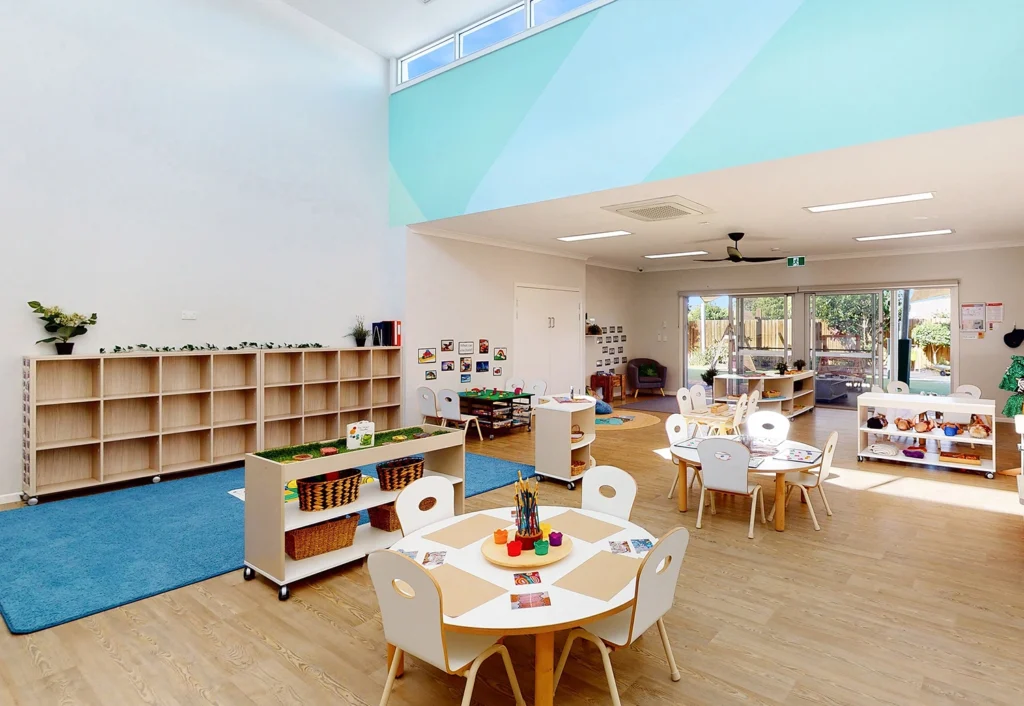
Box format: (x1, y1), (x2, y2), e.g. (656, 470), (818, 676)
(998, 355), (1024, 417)
(99, 341), (324, 353)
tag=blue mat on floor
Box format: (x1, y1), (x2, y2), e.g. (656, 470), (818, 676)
(0, 453), (533, 634)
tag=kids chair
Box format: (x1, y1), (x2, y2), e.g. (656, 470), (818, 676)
(395, 476), (455, 536)
(438, 388), (483, 440)
(416, 386), (439, 424)
(769, 430), (837, 531)
(581, 465), (637, 520)
(696, 438), (766, 539)
(745, 410), (791, 445)
(664, 414), (701, 499)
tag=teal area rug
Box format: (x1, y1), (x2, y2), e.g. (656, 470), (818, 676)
(0, 453), (533, 634)
(595, 415), (635, 426)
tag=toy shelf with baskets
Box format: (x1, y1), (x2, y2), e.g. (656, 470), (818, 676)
(533, 394), (596, 490)
(713, 371), (816, 419)
(242, 424), (466, 599)
(856, 392), (997, 478)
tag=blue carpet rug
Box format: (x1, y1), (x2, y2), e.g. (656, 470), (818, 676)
(0, 453), (533, 634)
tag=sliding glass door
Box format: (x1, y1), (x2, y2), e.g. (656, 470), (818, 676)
(734, 294), (791, 374)
(809, 292), (884, 408)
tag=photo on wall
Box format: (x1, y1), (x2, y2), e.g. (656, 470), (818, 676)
(479, 339), (489, 354)
(418, 348), (436, 364)
(622, 356), (628, 363)
(425, 370), (437, 380)
(612, 335), (619, 342)
(597, 336), (603, 344)
(493, 367), (502, 376)
(617, 326), (623, 333)
(601, 326), (608, 334)
(441, 361), (454, 372)
(460, 357), (472, 372)
(458, 341), (474, 355)
(493, 347), (507, 361)
(621, 335), (627, 342)
(440, 340), (454, 352)
(618, 346), (623, 353)
(602, 346), (608, 354)
(476, 361), (489, 373)
(605, 358), (611, 365)
(614, 357), (620, 364)
(596, 360), (603, 367)
(461, 373), (471, 383)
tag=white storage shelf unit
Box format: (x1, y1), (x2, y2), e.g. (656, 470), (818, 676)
(533, 394), (596, 490)
(243, 424), (465, 597)
(857, 392), (997, 478)
(713, 371), (816, 419)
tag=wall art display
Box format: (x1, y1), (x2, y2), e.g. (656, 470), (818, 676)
(605, 358), (611, 365)
(493, 367), (503, 376)
(601, 326), (608, 334)
(418, 348), (436, 364)
(621, 335), (627, 342)
(616, 326), (623, 333)
(612, 335), (619, 342)
(479, 339), (489, 354)
(458, 341), (474, 354)
(461, 373), (471, 383)
(425, 370), (437, 380)
(493, 347), (507, 361)
(441, 360), (454, 371)
(476, 361), (489, 373)
(460, 357), (472, 372)
(618, 346), (623, 353)
(602, 346), (608, 354)
(597, 336), (603, 343)
(622, 356), (628, 363)
(614, 357), (620, 364)
(440, 340), (454, 352)
(596, 360), (603, 367)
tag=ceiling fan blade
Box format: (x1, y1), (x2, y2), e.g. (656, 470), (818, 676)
(693, 258), (732, 262)
(740, 256), (788, 263)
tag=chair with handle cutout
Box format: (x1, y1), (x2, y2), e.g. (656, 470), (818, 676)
(416, 386), (439, 425)
(664, 414), (702, 499)
(394, 476), (455, 536)
(581, 465), (637, 520)
(887, 380), (910, 394)
(745, 410), (791, 445)
(437, 388), (483, 441)
(769, 430), (837, 531)
(746, 389), (761, 417)
(955, 384), (981, 398)
(696, 438), (766, 539)
(505, 377), (525, 393)
(710, 393), (747, 435)
(689, 384), (709, 413)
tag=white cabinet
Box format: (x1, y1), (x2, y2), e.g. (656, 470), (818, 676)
(513, 285), (583, 393)
(534, 395), (596, 490)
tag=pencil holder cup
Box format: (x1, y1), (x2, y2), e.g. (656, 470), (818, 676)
(533, 540), (549, 556)
(540, 522), (551, 539)
(548, 531), (563, 547)
(506, 540), (522, 557)
(493, 529), (508, 545)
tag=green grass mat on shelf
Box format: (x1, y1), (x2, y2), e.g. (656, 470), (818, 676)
(255, 427), (451, 463)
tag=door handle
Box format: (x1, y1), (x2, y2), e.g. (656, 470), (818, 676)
(552, 317), (555, 328)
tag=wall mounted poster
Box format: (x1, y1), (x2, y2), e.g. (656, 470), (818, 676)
(479, 339), (489, 354)
(493, 347), (507, 361)
(461, 373), (471, 383)
(987, 302), (1004, 331)
(441, 340), (454, 352)
(493, 367), (502, 376)
(458, 341), (474, 355)
(460, 357), (472, 372)
(960, 303), (986, 339)
(476, 361), (489, 373)
(418, 348), (436, 364)
(605, 358), (611, 365)
(425, 370), (437, 380)
(441, 361), (454, 371)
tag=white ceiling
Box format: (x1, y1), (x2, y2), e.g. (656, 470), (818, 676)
(416, 116), (1024, 271)
(279, 0), (515, 57)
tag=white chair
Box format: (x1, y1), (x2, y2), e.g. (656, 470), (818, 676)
(504, 377), (525, 392)
(955, 384), (982, 398)
(395, 476), (455, 536)
(664, 414), (701, 498)
(769, 431), (837, 531)
(710, 393), (747, 435)
(553, 528), (689, 706)
(746, 389), (761, 417)
(437, 388), (483, 441)
(675, 387), (693, 414)
(526, 380), (547, 396)
(745, 410), (791, 445)
(689, 384), (709, 413)
(696, 438), (765, 539)
(581, 465), (637, 520)
(416, 386), (439, 424)
(369, 551), (527, 706)
(887, 381), (910, 394)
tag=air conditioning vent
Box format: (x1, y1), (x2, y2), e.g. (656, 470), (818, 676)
(602, 196), (713, 222)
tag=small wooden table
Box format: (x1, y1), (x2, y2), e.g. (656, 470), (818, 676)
(590, 374), (624, 403)
(670, 438), (823, 531)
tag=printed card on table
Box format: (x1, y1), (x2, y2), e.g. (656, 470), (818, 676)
(513, 571), (542, 586)
(511, 592), (551, 610)
(396, 549), (418, 560)
(422, 551), (446, 568)
(630, 539), (654, 554)
(608, 541), (631, 555)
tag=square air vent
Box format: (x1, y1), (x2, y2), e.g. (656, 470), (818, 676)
(602, 196), (713, 222)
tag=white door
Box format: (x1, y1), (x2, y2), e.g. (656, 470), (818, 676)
(514, 285), (583, 393)
(514, 286), (554, 387)
(547, 289), (583, 393)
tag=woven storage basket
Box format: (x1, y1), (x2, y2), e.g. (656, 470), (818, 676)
(367, 502), (402, 532)
(285, 513), (358, 560)
(376, 456), (424, 492)
(570, 460), (587, 477)
(297, 468), (361, 512)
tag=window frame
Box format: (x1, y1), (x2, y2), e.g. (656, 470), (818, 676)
(457, 3), (528, 59)
(399, 34), (457, 83)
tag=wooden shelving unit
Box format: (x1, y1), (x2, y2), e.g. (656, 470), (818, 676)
(21, 347), (403, 503)
(713, 371), (816, 419)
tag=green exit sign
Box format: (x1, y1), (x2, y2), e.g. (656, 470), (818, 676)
(787, 256), (806, 267)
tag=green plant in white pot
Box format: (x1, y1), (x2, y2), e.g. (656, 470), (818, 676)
(28, 301), (97, 355)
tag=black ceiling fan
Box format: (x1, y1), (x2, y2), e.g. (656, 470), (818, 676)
(695, 232), (786, 263)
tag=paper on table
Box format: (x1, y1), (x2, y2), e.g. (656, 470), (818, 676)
(545, 510), (623, 543)
(553, 550), (640, 602)
(432, 564), (507, 618)
(423, 514), (511, 550)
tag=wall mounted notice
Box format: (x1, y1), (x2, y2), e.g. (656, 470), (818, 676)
(960, 303), (986, 339)
(986, 302), (1004, 331)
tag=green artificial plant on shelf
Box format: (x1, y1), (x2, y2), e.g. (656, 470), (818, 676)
(347, 316), (370, 347)
(27, 301), (97, 355)
(255, 427), (452, 463)
(701, 365), (718, 386)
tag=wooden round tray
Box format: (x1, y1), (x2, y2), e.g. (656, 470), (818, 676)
(480, 536), (574, 569)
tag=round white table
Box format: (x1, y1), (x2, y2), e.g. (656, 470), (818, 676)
(389, 506), (656, 706)
(671, 438), (823, 531)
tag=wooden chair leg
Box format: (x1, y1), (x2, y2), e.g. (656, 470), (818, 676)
(769, 484), (796, 521)
(666, 472), (679, 499)
(747, 488), (759, 539)
(660, 388), (665, 396)
(473, 418), (483, 441)
(380, 647), (403, 706)
(759, 486), (767, 524)
(695, 487), (706, 529)
(800, 486), (821, 531)
(818, 484), (833, 516)
(593, 637), (622, 706)
(495, 644), (527, 706)
(553, 628), (581, 695)
(709, 490), (717, 515)
(656, 618), (681, 682)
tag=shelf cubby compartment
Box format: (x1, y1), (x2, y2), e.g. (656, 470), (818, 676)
(213, 424), (257, 464)
(371, 407), (401, 431)
(372, 378), (402, 407)
(161, 392), (212, 433)
(103, 357), (159, 397)
(303, 382), (339, 414)
(371, 348), (402, 378)
(303, 351), (339, 382)
(264, 418), (303, 449)
(36, 444), (101, 493)
(303, 413), (340, 443)
(340, 409), (372, 430)
(213, 389), (257, 426)
(161, 430), (212, 474)
(161, 355), (211, 393)
(339, 349), (372, 380)
(37, 401), (101, 449)
(103, 437), (160, 482)
(339, 380), (372, 410)
(36, 359), (100, 403)
(264, 352), (303, 386)
(213, 353), (257, 389)
(265, 385), (303, 420)
(104, 397), (159, 440)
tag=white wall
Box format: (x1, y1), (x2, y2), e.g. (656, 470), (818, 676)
(632, 246), (1024, 414)
(0, 0), (403, 495)
(584, 265), (640, 381)
(403, 233), (586, 420)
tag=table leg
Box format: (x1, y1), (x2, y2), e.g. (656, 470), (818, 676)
(774, 473), (786, 532)
(535, 631), (555, 706)
(386, 643), (404, 678)
(676, 461), (688, 513)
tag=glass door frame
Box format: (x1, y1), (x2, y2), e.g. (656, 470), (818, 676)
(807, 290), (886, 398)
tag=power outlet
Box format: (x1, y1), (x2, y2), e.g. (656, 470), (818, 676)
(181, 310), (197, 320)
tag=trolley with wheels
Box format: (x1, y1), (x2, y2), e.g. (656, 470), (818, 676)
(533, 394), (596, 490)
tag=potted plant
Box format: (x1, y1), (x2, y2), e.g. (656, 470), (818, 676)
(793, 359), (806, 371)
(348, 316), (370, 347)
(775, 361), (789, 376)
(701, 365), (718, 387)
(27, 301), (97, 355)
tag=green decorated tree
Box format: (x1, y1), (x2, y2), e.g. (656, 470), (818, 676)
(999, 356), (1024, 417)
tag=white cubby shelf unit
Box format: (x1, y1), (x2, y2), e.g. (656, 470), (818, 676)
(712, 371), (816, 419)
(242, 424), (465, 595)
(856, 392), (998, 478)
(533, 394), (597, 490)
(21, 347), (402, 501)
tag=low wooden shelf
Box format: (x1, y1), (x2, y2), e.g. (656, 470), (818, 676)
(713, 371), (816, 419)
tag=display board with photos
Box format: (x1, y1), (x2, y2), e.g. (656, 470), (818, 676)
(422, 337), (509, 386)
(590, 323), (629, 378)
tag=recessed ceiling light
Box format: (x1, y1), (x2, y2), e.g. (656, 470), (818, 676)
(854, 228), (953, 242)
(643, 250), (709, 259)
(556, 230), (631, 242)
(805, 192), (934, 213)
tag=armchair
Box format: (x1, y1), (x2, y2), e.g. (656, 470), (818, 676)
(627, 358), (667, 398)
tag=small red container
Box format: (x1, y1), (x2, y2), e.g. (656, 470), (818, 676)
(506, 540), (523, 557)
(516, 531), (543, 552)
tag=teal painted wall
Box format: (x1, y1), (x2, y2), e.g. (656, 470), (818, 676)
(390, 0), (1024, 225)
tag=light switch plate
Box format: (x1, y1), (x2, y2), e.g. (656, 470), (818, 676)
(181, 310), (197, 320)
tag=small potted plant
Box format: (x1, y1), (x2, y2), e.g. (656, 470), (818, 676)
(701, 365), (718, 387)
(793, 359), (806, 371)
(775, 361), (789, 376)
(27, 301), (97, 355)
(348, 316), (370, 347)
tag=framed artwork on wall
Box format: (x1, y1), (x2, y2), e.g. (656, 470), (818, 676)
(461, 373), (471, 383)
(601, 327), (608, 334)
(460, 357), (472, 372)
(605, 358), (611, 365)
(617, 326), (623, 333)
(418, 348), (436, 364)
(425, 370), (437, 380)
(597, 336), (603, 344)
(493, 367), (502, 376)
(441, 361), (454, 371)
(479, 339), (489, 354)
(493, 347), (507, 361)
(621, 335), (627, 342)
(622, 356), (628, 363)
(476, 361), (489, 373)
(458, 341), (474, 355)
(441, 340), (454, 352)
(618, 346), (623, 354)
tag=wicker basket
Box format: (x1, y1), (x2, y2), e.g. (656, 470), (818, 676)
(297, 468), (361, 512)
(570, 460), (587, 477)
(285, 514), (358, 560)
(376, 456), (424, 492)
(367, 502), (403, 532)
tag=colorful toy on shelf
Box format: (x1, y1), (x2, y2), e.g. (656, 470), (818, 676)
(968, 414), (992, 439)
(513, 471), (542, 550)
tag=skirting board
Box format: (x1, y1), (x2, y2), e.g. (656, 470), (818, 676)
(0, 492), (24, 505)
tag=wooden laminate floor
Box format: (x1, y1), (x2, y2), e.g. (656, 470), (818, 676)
(2, 407), (1023, 705)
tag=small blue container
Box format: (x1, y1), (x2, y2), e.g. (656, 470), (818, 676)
(943, 425), (957, 436)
